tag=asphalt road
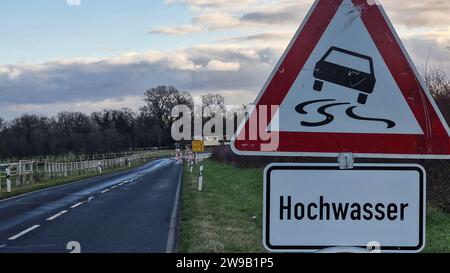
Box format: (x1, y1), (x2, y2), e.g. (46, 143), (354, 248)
(0, 158), (183, 253)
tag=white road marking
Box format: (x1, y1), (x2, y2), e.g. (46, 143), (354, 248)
(47, 210), (68, 221)
(0, 244), (6, 248)
(101, 189), (110, 194)
(111, 185), (117, 189)
(71, 202), (85, 209)
(87, 197), (95, 202)
(8, 225), (40, 240)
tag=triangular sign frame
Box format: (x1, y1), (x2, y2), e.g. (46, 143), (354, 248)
(231, 0), (450, 159)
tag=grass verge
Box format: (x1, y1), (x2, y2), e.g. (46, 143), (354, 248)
(179, 160), (264, 253)
(179, 160), (450, 253)
(0, 161), (146, 201)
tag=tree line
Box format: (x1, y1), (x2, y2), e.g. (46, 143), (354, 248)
(0, 86), (225, 160)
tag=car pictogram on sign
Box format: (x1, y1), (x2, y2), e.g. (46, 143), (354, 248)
(313, 46), (376, 105)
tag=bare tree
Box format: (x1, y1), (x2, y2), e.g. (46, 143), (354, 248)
(422, 67), (450, 125)
(202, 94), (225, 113)
(143, 86), (193, 140)
(423, 67), (450, 99)
(0, 117), (5, 131)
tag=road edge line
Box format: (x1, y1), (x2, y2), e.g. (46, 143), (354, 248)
(166, 163), (183, 253)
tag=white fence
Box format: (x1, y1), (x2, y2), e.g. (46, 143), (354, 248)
(0, 161), (35, 191)
(0, 150), (175, 193)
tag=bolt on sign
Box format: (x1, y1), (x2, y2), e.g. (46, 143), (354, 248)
(192, 140), (205, 153)
(231, 0), (450, 159)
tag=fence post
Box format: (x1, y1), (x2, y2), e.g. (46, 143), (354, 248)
(43, 162), (46, 180)
(16, 162), (21, 186)
(6, 167), (11, 193)
(30, 161), (34, 184)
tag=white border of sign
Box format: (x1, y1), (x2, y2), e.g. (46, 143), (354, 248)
(263, 163), (427, 253)
(230, 0), (450, 159)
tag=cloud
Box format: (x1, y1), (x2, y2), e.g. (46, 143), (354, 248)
(157, 0), (450, 34)
(403, 36), (450, 73)
(0, 67), (22, 80)
(0, 44), (280, 120)
(205, 60), (240, 71)
(384, 0), (450, 28)
(214, 32), (293, 47)
(150, 0), (310, 35)
(0, 96), (143, 121)
(192, 13), (241, 29)
(149, 25), (204, 35)
(66, 0), (81, 6)
(239, 4), (306, 25)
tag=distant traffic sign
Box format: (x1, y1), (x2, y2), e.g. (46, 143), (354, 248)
(232, 0), (450, 159)
(192, 140), (205, 153)
(264, 164), (426, 253)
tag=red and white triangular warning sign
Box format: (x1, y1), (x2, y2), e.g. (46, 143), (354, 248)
(232, 0), (450, 159)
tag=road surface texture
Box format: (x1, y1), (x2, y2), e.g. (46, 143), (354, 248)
(0, 159), (183, 253)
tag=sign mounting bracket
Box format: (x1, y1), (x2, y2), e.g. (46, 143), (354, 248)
(338, 153), (354, 170)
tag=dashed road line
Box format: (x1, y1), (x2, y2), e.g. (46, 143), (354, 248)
(111, 185), (118, 189)
(0, 244), (7, 248)
(8, 225), (40, 240)
(47, 210), (68, 221)
(71, 202), (85, 209)
(87, 197), (95, 202)
(101, 189), (110, 194)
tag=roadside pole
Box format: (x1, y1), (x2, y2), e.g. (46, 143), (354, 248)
(6, 167), (11, 193)
(189, 151), (194, 173)
(198, 165), (204, 192)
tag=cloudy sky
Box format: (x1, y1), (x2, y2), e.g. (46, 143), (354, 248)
(0, 0), (449, 120)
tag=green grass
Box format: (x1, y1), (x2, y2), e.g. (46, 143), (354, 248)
(179, 160), (264, 253)
(425, 208), (450, 253)
(179, 160), (450, 253)
(0, 161), (146, 201)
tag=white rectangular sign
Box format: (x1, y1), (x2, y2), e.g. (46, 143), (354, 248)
(263, 164), (426, 253)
